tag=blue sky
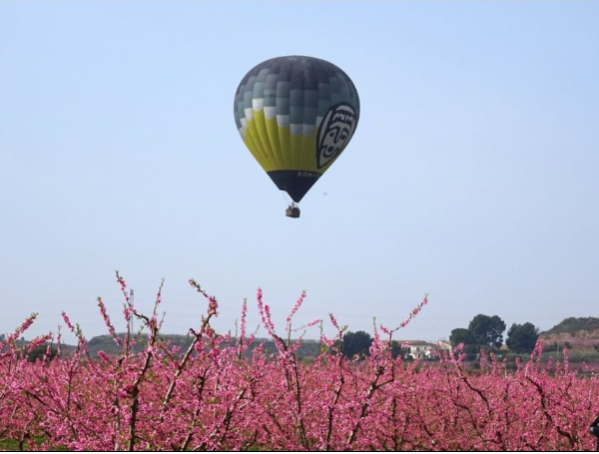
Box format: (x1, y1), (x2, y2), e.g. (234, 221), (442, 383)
(1, 2), (598, 345)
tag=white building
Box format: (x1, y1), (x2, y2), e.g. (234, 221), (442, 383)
(400, 340), (453, 360)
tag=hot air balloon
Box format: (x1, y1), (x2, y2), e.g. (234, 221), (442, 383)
(234, 56), (360, 218)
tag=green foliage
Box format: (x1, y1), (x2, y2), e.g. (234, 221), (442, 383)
(0, 439), (20, 450)
(449, 328), (476, 347)
(12, 343), (58, 363)
(390, 340), (410, 359)
(0, 436), (67, 451)
(449, 315), (507, 358)
(463, 344), (479, 361)
(27, 344), (58, 362)
(506, 322), (539, 353)
(468, 314), (506, 349)
(341, 330), (373, 358)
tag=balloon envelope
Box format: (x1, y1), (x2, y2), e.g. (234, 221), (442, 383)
(234, 56), (360, 203)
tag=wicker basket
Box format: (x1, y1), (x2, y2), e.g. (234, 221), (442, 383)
(285, 207), (301, 218)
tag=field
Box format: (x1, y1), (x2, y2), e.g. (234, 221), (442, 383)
(1, 275), (597, 451)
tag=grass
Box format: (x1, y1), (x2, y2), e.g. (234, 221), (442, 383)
(0, 437), (67, 451)
(0, 439), (21, 451)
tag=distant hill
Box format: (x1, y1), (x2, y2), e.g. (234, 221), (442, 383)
(4, 333), (324, 359)
(84, 333), (322, 359)
(539, 317), (599, 348)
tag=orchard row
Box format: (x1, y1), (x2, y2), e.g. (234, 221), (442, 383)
(0, 274), (596, 451)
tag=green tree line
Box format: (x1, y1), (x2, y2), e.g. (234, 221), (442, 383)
(449, 314), (540, 359)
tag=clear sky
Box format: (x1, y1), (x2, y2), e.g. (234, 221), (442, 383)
(2, 2), (598, 346)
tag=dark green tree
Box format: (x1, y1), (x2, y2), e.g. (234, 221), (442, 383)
(449, 328), (476, 347)
(506, 322), (540, 353)
(341, 330), (373, 358)
(27, 344), (58, 362)
(463, 344), (480, 361)
(468, 314), (506, 349)
(390, 340), (410, 359)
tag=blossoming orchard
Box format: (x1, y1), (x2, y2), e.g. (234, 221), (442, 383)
(0, 273), (597, 451)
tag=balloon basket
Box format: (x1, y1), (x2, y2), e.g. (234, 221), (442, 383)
(286, 205), (300, 218)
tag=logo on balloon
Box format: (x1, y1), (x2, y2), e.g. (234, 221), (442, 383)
(316, 103), (357, 169)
